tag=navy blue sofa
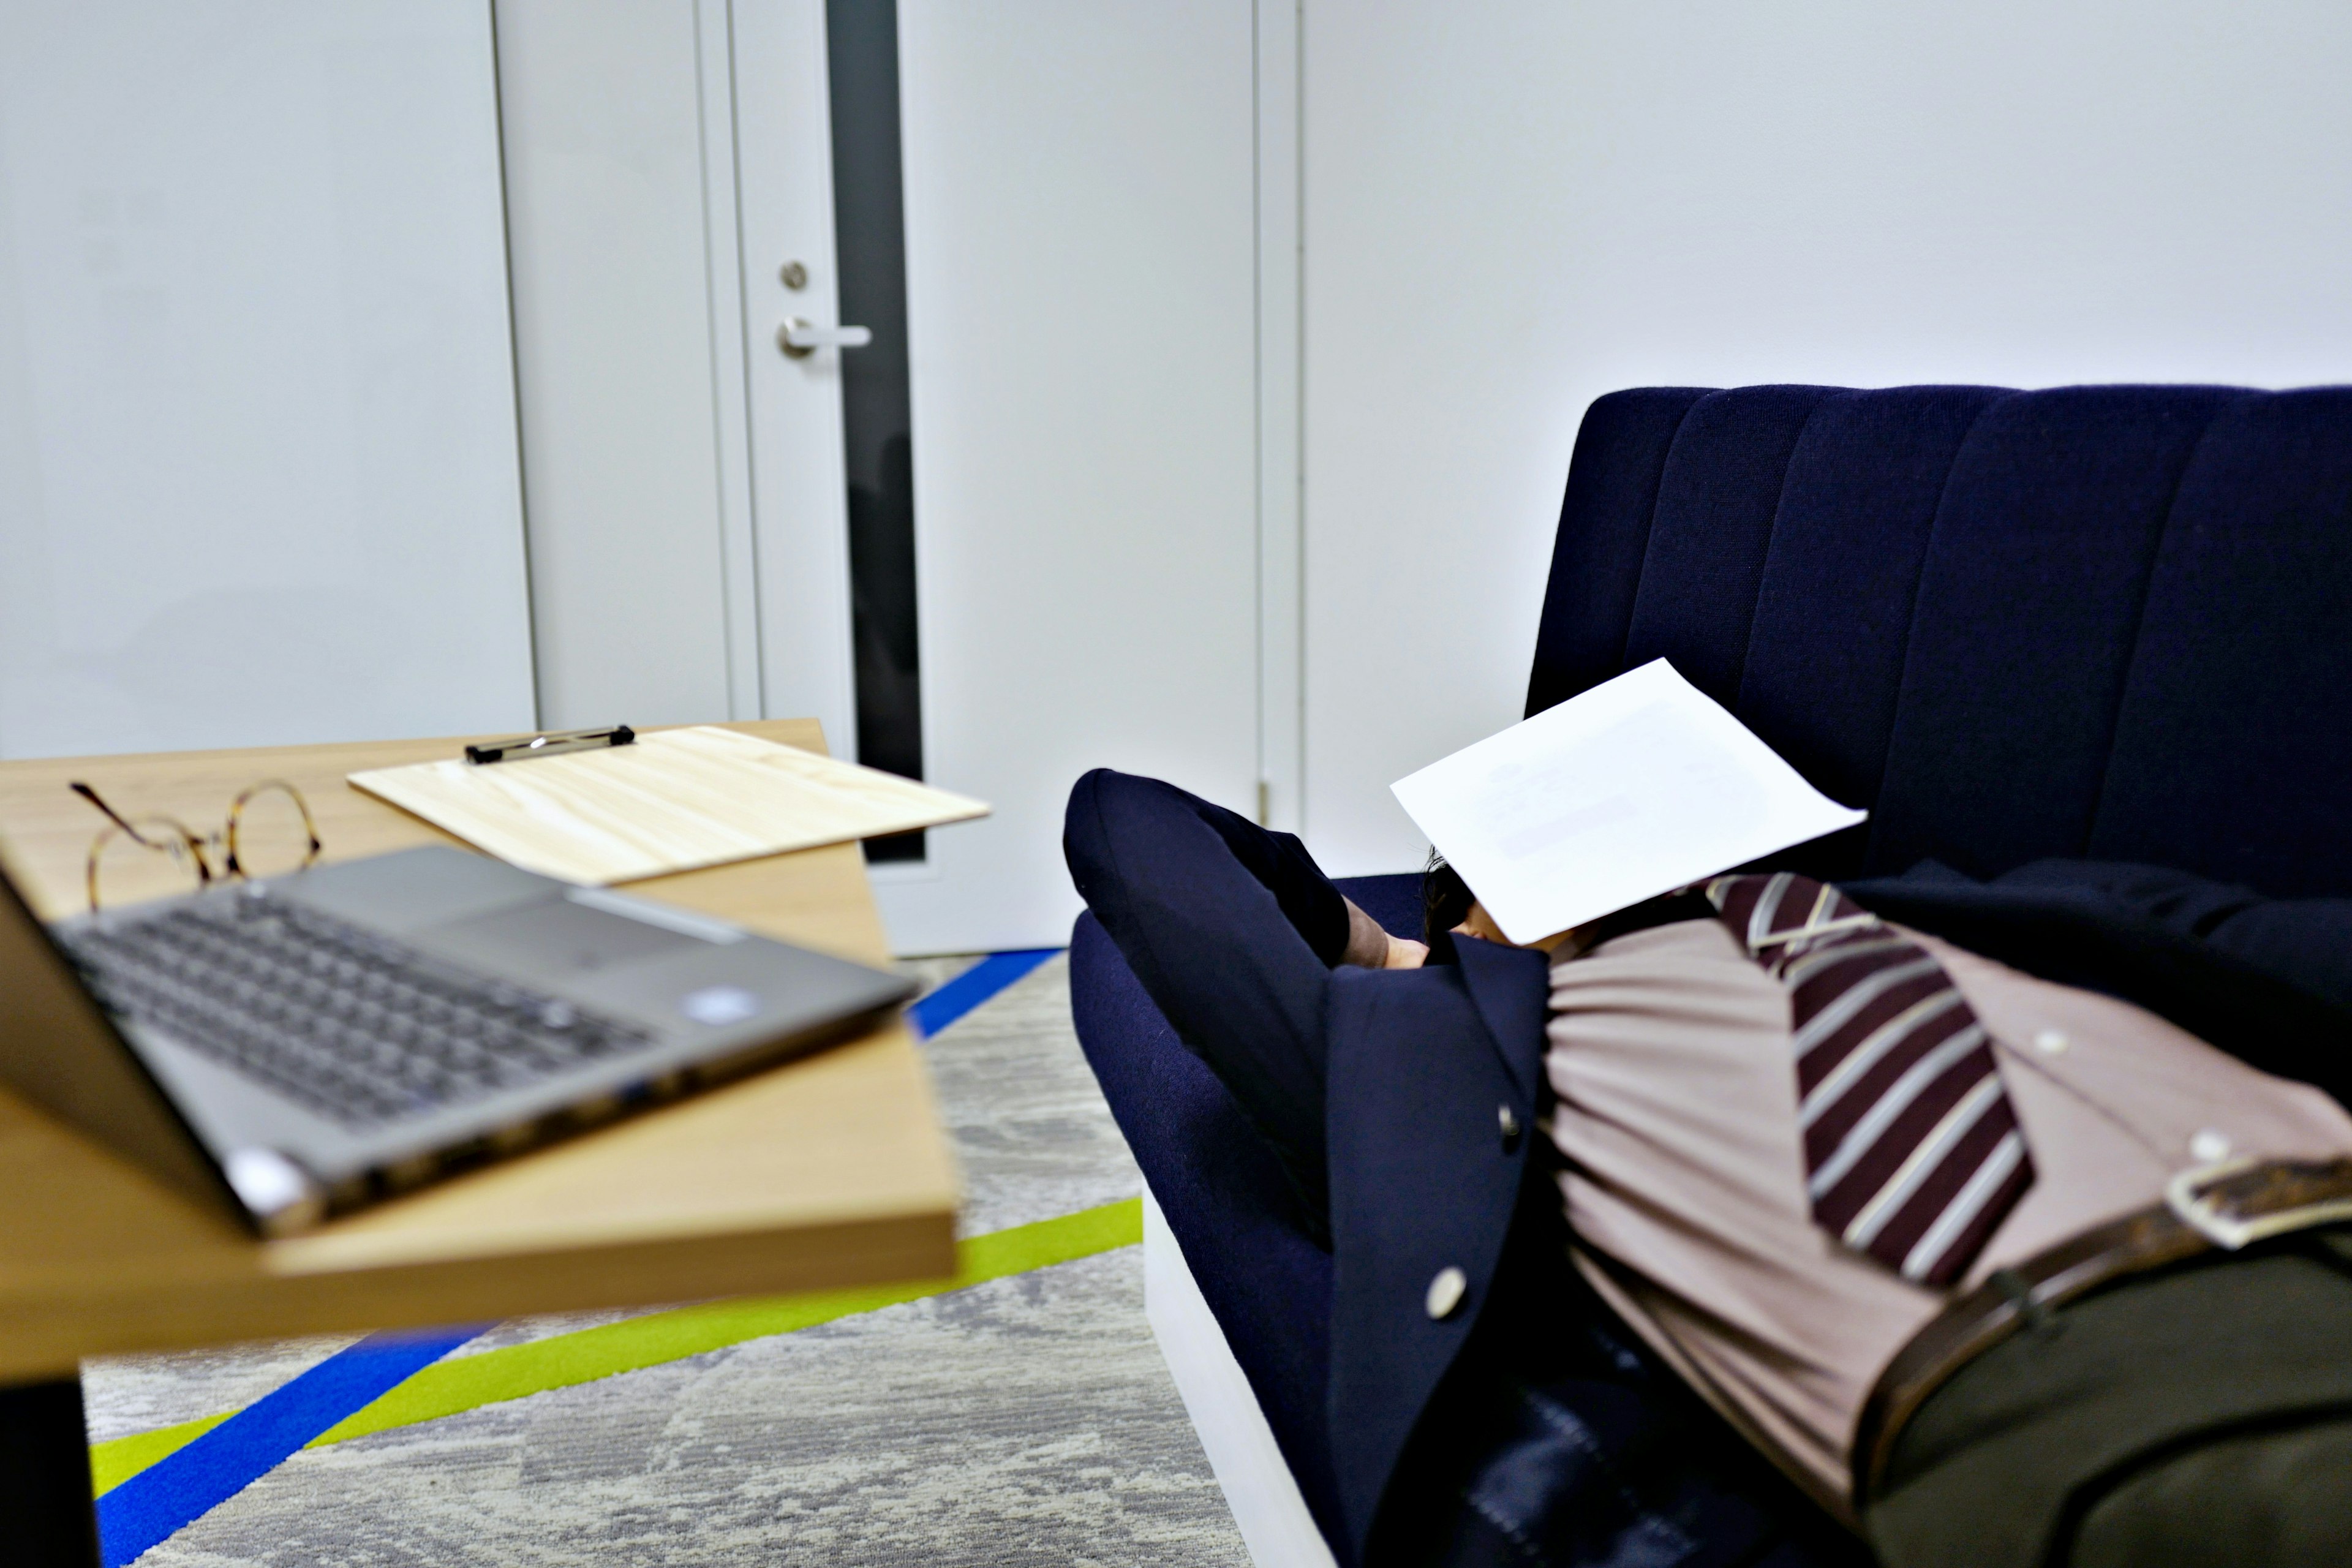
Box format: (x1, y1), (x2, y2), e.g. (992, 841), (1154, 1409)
(1070, 384), (2352, 1563)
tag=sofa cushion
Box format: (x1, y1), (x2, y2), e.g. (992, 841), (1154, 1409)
(1736, 386), (2005, 876)
(1528, 383), (2352, 898)
(2090, 388), (2352, 895)
(1866, 386), (2239, 878)
(1068, 911), (1352, 1558)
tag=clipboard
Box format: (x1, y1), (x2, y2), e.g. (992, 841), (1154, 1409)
(349, 725), (989, 885)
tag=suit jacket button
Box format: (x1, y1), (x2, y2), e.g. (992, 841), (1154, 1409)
(1498, 1104), (1521, 1150)
(1425, 1266), (1468, 1321)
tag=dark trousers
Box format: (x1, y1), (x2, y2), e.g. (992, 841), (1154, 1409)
(1869, 1234), (2352, 1568)
(1063, 767), (1358, 1238)
(1063, 769), (1868, 1568)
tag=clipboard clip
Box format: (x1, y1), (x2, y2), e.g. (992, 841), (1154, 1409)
(465, 725), (636, 766)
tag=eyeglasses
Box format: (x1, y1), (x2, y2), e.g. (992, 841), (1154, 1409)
(71, 778), (323, 913)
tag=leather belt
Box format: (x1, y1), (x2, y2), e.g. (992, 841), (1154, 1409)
(1852, 1156), (2352, 1502)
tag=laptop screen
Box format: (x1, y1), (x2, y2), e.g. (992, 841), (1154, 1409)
(0, 854), (246, 1228)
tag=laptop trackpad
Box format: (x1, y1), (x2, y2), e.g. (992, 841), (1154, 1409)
(422, 899), (701, 981)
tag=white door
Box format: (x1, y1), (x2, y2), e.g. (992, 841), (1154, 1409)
(730, 0), (861, 756)
(732, 0), (1267, 954)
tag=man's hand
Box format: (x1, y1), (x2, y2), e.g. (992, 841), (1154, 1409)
(1341, 898), (1428, 969)
(1383, 933), (1430, 969)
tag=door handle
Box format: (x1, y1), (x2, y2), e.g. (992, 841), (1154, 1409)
(777, 318), (874, 357)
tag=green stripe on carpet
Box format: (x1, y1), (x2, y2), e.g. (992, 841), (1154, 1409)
(88, 1197), (1142, 1496)
(89, 1412), (233, 1496)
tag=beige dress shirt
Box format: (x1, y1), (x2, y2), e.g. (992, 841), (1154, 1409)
(1542, 916), (2352, 1517)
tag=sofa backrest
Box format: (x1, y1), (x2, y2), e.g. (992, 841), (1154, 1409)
(1526, 385), (2352, 898)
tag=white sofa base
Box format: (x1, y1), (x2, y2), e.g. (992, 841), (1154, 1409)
(1144, 1184), (1340, 1568)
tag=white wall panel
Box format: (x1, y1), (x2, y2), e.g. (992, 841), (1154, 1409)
(1301, 1), (2352, 873)
(0, 1), (534, 757)
(883, 0), (1260, 951)
(496, 0), (753, 731)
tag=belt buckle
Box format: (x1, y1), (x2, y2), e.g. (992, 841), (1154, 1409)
(2165, 1157), (2352, 1251)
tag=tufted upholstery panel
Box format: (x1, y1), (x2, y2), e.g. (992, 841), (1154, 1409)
(1528, 384), (2352, 894)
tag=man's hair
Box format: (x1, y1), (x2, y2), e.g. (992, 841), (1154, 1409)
(1420, 851), (1474, 946)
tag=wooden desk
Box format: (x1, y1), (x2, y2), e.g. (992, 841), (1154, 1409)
(0, 723), (959, 1562)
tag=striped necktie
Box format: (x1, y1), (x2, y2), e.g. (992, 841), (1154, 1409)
(1706, 872), (2034, 1287)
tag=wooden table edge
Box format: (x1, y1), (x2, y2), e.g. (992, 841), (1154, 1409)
(0, 1206), (957, 1383)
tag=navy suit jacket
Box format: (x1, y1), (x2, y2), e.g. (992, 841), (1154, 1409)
(1321, 859), (2352, 1559)
(1324, 935), (1553, 1550)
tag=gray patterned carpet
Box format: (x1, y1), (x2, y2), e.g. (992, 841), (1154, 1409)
(83, 956), (1252, 1566)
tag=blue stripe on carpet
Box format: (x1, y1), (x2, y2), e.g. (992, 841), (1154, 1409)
(907, 948), (1061, 1039)
(97, 1325), (483, 1566)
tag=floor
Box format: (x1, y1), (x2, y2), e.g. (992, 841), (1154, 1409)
(81, 955), (1252, 1567)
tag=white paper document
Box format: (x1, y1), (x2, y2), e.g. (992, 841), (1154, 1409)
(1390, 660), (1866, 944)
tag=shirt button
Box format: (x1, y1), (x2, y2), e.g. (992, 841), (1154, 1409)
(1425, 1266), (1468, 1321)
(2190, 1129), (2233, 1164)
(2032, 1029), (2070, 1055)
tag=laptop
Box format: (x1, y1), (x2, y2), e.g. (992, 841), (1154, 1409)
(0, 845), (916, 1236)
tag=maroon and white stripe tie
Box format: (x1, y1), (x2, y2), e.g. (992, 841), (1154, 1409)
(1706, 872), (2034, 1287)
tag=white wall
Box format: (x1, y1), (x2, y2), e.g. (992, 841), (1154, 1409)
(0, 0), (535, 757)
(1298, 1), (2352, 873)
(881, 0), (1262, 952)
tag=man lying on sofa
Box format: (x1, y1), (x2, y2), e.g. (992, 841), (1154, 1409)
(1065, 767), (2352, 1568)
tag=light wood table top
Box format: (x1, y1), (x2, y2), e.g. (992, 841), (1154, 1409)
(0, 722), (959, 1382)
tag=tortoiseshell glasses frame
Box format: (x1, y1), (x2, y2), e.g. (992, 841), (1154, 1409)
(70, 778), (323, 913)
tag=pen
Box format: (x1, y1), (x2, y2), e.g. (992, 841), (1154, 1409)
(464, 725), (637, 766)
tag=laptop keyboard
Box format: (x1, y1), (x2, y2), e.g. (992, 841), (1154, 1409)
(61, 892), (657, 1128)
